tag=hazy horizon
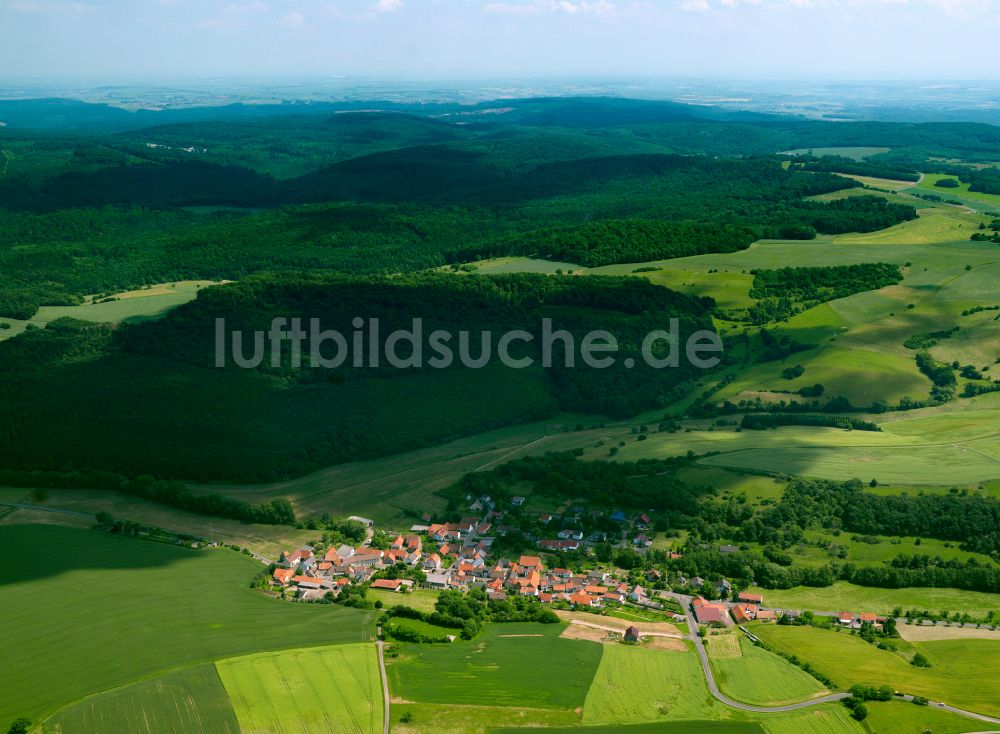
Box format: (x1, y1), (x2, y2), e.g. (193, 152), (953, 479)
(4, 0), (1000, 81)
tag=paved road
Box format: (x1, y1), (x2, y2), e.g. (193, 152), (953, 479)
(376, 639), (390, 734)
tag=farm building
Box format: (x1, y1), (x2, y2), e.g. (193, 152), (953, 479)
(371, 578), (413, 592)
(624, 626), (641, 642)
(272, 568), (294, 586)
(692, 597), (729, 625)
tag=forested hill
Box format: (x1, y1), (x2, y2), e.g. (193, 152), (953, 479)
(0, 273), (714, 481)
(0, 147), (918, 320)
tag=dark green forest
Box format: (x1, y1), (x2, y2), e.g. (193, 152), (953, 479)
(0, 274), (714, 480)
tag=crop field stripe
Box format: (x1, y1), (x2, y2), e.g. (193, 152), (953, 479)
(217, 643), (383, 734)
(388, 623), (602, 710)
(44, 663), (240, 734)
(582, 644), (722, 724)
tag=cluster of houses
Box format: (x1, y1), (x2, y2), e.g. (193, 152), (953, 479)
(269, 511), (684, 613)
(440, 553), (685, 616)
(271, 532), (438, 600)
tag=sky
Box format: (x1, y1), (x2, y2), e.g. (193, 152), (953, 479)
(2, 0), (1000, 80)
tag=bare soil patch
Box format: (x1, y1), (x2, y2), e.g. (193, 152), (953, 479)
(899, 624), (1000, 642)
(555, 610), (681, 635)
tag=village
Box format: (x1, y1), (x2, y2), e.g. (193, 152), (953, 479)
(268, 498), (890, 634)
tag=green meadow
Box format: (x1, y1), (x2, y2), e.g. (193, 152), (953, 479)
(759, 707), (864, 734)
(0, 281), (215, 342)
(644, 268), (756, 311)
(369, 587), (440, 614)
(914, 173), (1000, 209)
(746, 582), (1000, 617)
(865, 700), (989, 734)
(834, 206), (984, 245)
(752, 530), (994, 569)
(0, 525), (371, 725)
(715, 344), (928, 406)
(751, 624), (1000, 717)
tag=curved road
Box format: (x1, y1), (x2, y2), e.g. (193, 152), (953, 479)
(678, 597), (850, 713)
(675, 594), (1000, 725)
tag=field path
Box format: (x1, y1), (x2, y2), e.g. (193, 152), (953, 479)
(473, 434), (554, 472)
(376, 640), (389, 734)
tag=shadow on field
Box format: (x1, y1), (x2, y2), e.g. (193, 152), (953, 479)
(0, 523), (213, 587)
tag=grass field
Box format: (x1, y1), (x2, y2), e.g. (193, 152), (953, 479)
(744, 529), (996, 569)
(746, 582), (1000, 617)
(699, 442), (1000, 485)
(391, 703), (578, 734)
(834, 206), (983, 245)
(33, 281), (219, 324)
(217, 644), (383, 734)
(865, 700), (989, 734)
(809, 187), (937, 208)
(387, 623), (602, 710)
(0, 281), (219, 343)
(751, 624), (1000, 717)
(715, 344), (929, 407)
(0, 525), (371, 725)
(44, 664), (240, 734)
(914, 173), (1000, 209)
(581, 645), (722, 724)
(710, 637), (829, 706)
(0, 486), (316, 558)
(758, 706), (864, 734)
(644, 269), (755, 311)
(492, 723), (767, 734)
(613, 415), (1000, 486)
(782, 147), (891, 161)
(369, 587), (440, 613)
